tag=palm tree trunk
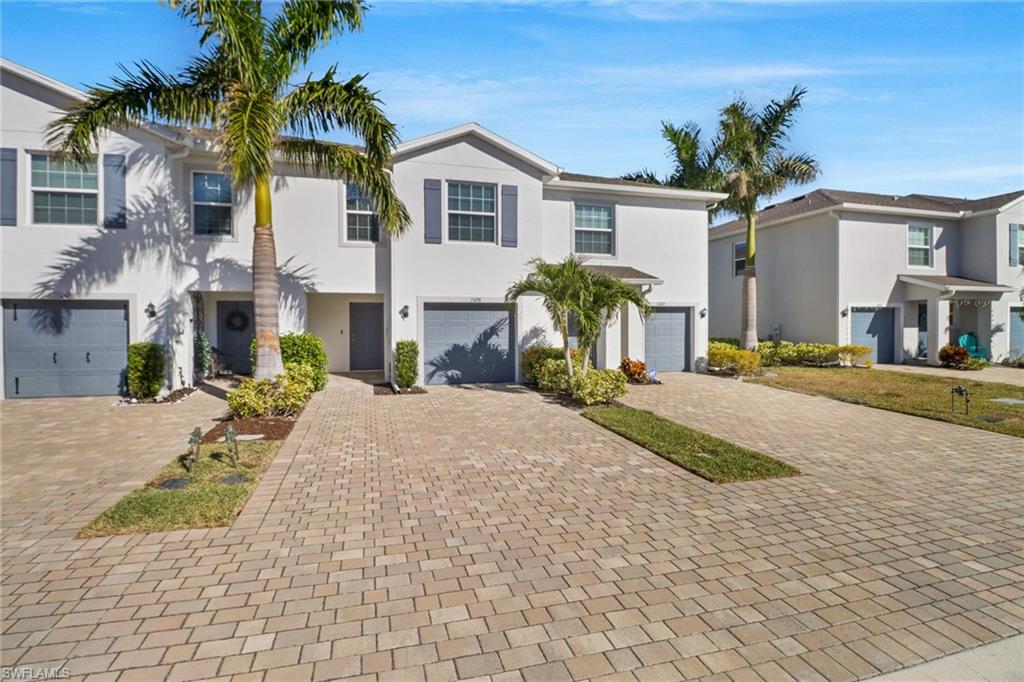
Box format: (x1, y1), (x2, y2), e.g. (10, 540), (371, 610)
(560, 315), (575, 380)
(252, 177), (284, 379)
(740, 211), (758, 351)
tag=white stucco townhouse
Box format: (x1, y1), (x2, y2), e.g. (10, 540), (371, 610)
(0, 59), (725, 398)
(708, 188), (1024, 365)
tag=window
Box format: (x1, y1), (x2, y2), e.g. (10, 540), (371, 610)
(907, 225), (932, 267)
(733, 241), (746, 276)
(1012, 224), (1023, 267)
(31, 154), (98, 225)
(574, 204), (614, 254)
(193, 172), (232, 235)
(447, 182), (495, 242)
(346, 183), (379, 242)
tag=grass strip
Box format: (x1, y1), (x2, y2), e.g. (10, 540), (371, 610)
(583, 405), (800, 483)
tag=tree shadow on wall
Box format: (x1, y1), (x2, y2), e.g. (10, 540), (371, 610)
(425, 319), (513, 385)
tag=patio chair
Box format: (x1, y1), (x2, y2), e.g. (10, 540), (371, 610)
(957, 332), (989, 360)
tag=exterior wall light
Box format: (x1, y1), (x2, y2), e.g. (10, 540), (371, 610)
(840, 307), (848, 317)
(399, 305), (409, 319)
(144, 302), (157, 319)
(699, 307), (707, 318)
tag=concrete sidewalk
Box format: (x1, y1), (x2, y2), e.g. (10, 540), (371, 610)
(871, 633), (1023, 681)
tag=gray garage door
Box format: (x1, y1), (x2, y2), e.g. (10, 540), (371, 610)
(851, 307), (895, 364)
(1009, 307), (1024, 357)
(423, 303), (515, 384)
(3, 300), (128, 398)
(644, 307), (690, 372)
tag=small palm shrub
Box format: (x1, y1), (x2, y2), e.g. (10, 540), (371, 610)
(227, 363), (314, 418)
(127, 342), (165, 398)
(537, 358), (573, 393)
(394, 340), (419, 389)
(619, 357), (650, 384)
(571, 369), (627, 405)
(522, 346), (564, 384)
(250, 333), (328, 390)
(939, 344), (969, 369)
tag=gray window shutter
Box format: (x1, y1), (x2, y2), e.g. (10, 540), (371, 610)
(103, 154), (127, 228)
(0, 148), (16, 226)
(501, 184), (518, 247)
(1011, 224), (1020, 267)
(424, 178), (442, 244)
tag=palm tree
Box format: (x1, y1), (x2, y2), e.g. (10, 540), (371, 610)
(626, 88), (818, 350)
(506, 256), (592, 380)
(46, 0), (410, 378)
(575, 272), (651, 374)
(717, 87), (819, 350)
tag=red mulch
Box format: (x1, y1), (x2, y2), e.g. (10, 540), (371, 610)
(202, 416), (296, 443)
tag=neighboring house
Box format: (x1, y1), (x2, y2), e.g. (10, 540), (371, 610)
(0, 59), (725, 398)
(708, 188), (1024, 364)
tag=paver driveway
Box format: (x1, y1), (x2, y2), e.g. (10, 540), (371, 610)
(1, 373), (1022, 681)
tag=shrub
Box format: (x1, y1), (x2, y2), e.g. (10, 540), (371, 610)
(522, 346), (565, 384)
(250, 333), (328, 390)
(709, 337), (740, 348)
(537, 358), (573, 394)
(394, 339), (419, 389)
(963, 356), (988, 371)
(837, 344), (872, 367)
(193, 330), (212, 376)
(619, 357), (650, 384)
(939, 344), (969, 369)
(127, 342), (165, 398)
(227, 363), (313, 418)
(571, 369), (628, 405)
(707, 346), (762, 375)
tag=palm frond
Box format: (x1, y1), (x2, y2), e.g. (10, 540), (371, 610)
(169, 0), (266, 89)
(621, 169), (663, 185)
(268, 0), (364, 78)
(276, 138), (409, 233)
(219, 86), (281, 185)
(762, 152), (820, 194)
(756, 85), (807, 152)
(45, 60), (219, 162)
(281, 68), (398, 164)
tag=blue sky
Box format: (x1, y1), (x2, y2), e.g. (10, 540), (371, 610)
(2, 1), (1022, 204)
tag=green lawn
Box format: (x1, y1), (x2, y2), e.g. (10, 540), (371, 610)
(583, 406), (800, 483)
(78, 439), (281, 538)
(749, 367), (1024, 438)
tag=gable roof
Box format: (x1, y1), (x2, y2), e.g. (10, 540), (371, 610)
(394, 122), (561, 176)
(709, 187), (1024, 240)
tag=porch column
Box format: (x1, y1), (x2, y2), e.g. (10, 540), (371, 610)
(926, 296), (950, 366)
(624, 302), (645, 362)
(600, 312), (622, 370)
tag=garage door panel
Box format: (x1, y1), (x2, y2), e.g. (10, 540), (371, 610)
(644, 307), (690, 372)
(1010, 308), (1024, 357)
(423, 304), (515, 385)
(851, 307), (895, 364)
(4, 300), (128, 398)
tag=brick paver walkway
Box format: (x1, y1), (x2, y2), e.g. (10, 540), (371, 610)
(1, 374), (1022, 681)
(879, 363), (1024, 386)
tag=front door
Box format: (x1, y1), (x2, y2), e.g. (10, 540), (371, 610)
(917, 303), (928, 359)
(217, 301), (255, 374)
(349, 302), (384, 371)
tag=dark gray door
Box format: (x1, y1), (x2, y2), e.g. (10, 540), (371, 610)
(851, 307), (895, 364)
(644, 307), (690, 372)
(3, 300), (128, 398)
(917, 303), (928, 359)
(217, 301), (254, 374)
(349, 302), (384, 371)
(423, 303), (515, 384)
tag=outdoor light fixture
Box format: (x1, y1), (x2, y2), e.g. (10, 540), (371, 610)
(399, 305), (410, 319)
(144, 302), (157, 319)
(840, 307), (848, 317)
(699, 307), (707, 318)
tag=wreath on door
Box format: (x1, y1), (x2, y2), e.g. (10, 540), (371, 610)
(225, 309), (250, 332)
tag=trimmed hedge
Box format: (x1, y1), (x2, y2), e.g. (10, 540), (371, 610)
(572, 369), (627, 405)
(707, 345), (761, 376)
(758, 340), (872, 367)
(394, 340), (419, 389)
(522, 346), (565, 384)
(127, 342), (165, 399)
(226, 363), (314, 418)
(250, 333), (328, 390)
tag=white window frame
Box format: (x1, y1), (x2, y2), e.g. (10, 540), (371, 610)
(342, 182), (380, 245)
(906, 224), (934, 269)
(733, 240), (746, 277)
(1014, 224), (1024, 267)
(28, 152), (100, 227)
(191, 170), (234, 238)
(446, 180), (498, 244)
(572, 201), (616, 257)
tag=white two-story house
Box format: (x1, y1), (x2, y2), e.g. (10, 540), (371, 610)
(708, 188), (1024, 364)
(0, 59), (725, 398)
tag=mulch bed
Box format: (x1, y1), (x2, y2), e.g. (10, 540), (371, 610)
(203, 416), (296, 443)
(373, 384), (428, 396)
(121, 387), (197, 405)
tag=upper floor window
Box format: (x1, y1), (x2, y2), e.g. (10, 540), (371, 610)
(31, 154), (98, 225)
(733, 241), (746, 276)
(346, 183), (379, 242)
(907, 224), (933, 267)
(448, 182), (495, 242)
(1012, 223), (1022, 267)
(574, 204), (614, 254)
(193, 172), (232, 236)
